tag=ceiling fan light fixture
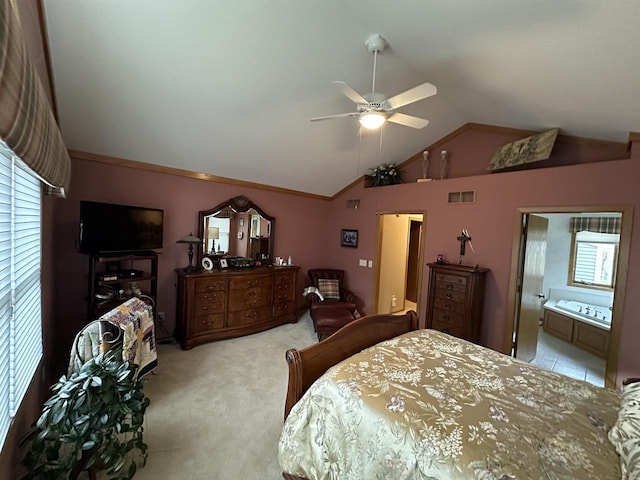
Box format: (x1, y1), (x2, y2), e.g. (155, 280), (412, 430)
(359, 111), (386, 129)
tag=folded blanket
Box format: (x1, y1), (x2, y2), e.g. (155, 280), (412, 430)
(302, 286), (324, 301)
(99, 297), (158, 379)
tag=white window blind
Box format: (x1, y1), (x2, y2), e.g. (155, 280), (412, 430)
(0, 141), (42, 449)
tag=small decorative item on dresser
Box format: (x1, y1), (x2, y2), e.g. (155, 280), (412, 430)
(176, 233), (201, 272)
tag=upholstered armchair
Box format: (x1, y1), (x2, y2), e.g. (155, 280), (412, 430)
(306, 269), (360, 339)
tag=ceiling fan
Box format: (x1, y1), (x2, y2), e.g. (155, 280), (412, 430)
(311, 34), (437, 130)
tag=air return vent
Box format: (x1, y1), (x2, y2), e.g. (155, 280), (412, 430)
(448, 191), (476, 204)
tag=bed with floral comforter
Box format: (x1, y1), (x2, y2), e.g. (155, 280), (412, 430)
(279, 329), (621, 479)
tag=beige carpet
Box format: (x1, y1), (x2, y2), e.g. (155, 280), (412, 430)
(103, 311), (317, 479)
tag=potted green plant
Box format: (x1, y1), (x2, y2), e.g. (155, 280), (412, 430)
(20, 347), (150, 480)
(370, 163), (402, 186)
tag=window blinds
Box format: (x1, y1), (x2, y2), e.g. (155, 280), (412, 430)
(0, 141), (42, 447)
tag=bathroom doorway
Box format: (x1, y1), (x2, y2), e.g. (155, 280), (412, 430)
(507, 206), (632, 388)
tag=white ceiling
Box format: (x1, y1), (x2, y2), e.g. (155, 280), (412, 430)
(42, 1), (640, 197)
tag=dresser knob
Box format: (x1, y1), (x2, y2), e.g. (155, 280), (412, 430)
(446, 284), (453, 290)
(445, 293), (452, 299)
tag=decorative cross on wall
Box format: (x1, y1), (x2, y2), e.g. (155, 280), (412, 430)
(456, 228), (475, 264)
(457, 232), (471, 256)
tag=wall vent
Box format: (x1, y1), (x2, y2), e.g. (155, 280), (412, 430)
(447, 191), (476, 204)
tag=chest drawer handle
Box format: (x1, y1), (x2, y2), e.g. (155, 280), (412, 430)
(244, 311), (258, 319)
(442, 314), (450, 321)
(445, 293), (452, 299)
(246, 299), (257, 306)
(446, 284), (453, 290)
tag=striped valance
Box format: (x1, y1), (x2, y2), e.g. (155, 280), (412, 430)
(570, 217), (621, 234)
(0, 0), (70, 197)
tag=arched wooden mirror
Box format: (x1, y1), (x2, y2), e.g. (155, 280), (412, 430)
(197, 195), (275, 263)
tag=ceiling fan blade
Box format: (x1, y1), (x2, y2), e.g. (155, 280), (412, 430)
(310, 112), (359, 122)
(386, 82), (437, 110)
(333, 81), (368, 104)
(387, 112), (429, 129)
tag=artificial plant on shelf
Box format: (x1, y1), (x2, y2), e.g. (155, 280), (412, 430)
(370, 163), (402, 186)
(19, 347), (150, 480)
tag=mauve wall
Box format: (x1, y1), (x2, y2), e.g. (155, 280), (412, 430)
(328, 130), (640, 384)
(51, 158), (332, 361)
(50, 129), (640, 385)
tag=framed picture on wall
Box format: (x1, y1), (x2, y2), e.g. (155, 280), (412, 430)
(341, 229), (358, 248)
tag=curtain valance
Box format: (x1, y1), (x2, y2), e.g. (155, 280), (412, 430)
(569, 217), (621, 234)
(0, 0), (70, 197)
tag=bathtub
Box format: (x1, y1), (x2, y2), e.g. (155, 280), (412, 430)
(543, 298), (611, 357)
(553, 299), (611, 328)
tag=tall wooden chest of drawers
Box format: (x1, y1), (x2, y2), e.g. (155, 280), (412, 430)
(426, 263), (488, 344)
(175, 266), (299, 349)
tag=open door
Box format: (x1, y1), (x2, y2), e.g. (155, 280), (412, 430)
(514, 214), (548, 361)
(405, 220), (422, 303)
(374, 212), (425, 315)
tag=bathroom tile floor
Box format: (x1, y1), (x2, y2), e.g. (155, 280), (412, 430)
(530, 326), (605, 387)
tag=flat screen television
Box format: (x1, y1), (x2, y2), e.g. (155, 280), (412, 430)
(79, 200), (164, 254)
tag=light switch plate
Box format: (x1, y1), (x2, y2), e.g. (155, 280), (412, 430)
(368, 260), (373, 268)
(359, 259), (367, 267)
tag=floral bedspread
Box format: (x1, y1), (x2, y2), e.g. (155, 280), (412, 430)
(279, 329), (621, 479)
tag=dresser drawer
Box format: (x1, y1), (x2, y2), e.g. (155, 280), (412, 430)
(274, 271), (296, 285)
(195, 278), (227, 293)
(228, 306), (271, 327)
(192, 313), (225, 335)
(273, 301), (294, 318)
(228, 287), (272, 311)
(431, 308), (464, 327)
(433, 297), (466, 314)
(436, 272), (467, 285)
(229, 276), (272, 290)
(274, 283), (294, 303)
(431, 320), (463, 338)
(433, 287), (466, 303)
(194, 296), (225, 315)
(195, 290), (224, 304)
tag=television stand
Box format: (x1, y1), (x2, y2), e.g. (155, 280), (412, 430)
(86, 251), (158, 321)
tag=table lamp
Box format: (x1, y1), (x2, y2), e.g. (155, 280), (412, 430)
(177, 233), (201, 272)
(208, 226), (220, 254)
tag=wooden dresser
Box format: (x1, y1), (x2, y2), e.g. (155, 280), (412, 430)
(175, 266), (299, 349)
(426, 262), (489, 344)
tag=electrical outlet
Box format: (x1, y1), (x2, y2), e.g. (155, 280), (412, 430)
(157, 311), (165, 324)
(368, 260), (373, 268)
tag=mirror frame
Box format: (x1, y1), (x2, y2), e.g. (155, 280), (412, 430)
(197, 195), (275, 263)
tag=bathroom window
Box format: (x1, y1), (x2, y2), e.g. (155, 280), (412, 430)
(569, 231), (618, 290)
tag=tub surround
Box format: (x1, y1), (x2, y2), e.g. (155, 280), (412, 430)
(542, 288), (612, 358)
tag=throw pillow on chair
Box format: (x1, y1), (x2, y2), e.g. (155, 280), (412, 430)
(317, 279), (340, 300)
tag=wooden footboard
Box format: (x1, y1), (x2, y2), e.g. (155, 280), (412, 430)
(283, 310), (418, 420)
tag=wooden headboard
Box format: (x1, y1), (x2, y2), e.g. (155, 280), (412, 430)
(283, 310), (419, 419)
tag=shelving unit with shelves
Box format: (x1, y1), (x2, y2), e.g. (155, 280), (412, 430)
(86, 251), (158, 320)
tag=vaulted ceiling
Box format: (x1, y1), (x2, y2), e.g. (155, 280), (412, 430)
(42, 1), (640, 197)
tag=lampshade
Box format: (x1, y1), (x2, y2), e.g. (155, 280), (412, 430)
(359, 111), (386, 130)
(176, 233), (201, 244)
(208, 226), (219, 240)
